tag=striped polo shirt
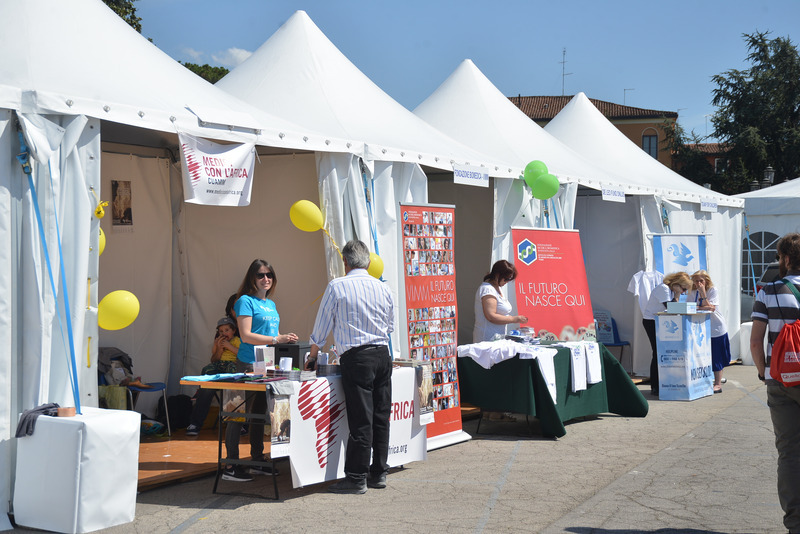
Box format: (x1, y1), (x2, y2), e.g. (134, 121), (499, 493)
(310, 268), (395, 354)
(752, 272), (800, 371)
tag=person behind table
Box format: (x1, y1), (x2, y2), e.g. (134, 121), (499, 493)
(222, 259), (298, 482)
(306, 240), (395, 494)
(751, 232), (800, 534)
(185, 317), (240, 436)
(690, 270), (732, 394)
(641, 271), (692, 397)
(473, 260), (528, 343)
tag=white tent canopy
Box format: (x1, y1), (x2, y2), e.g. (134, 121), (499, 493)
(0, 1), (345, 151)
(217, 11), (515, 177)
(546, 93), (743, 208)
(546, 93), (744, 375)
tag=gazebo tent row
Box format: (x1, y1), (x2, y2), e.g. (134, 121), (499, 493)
(216, 11), (520, 357)
(545, 93), (744, 375)
(414, 60), (744, 375)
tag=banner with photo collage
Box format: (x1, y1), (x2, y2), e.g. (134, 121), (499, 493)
(400, 204), (461, 440)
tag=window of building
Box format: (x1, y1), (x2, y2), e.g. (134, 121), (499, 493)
(741, 231), (780, 295)
(642, 135), (658, 159)
(714, 158), (728, 174)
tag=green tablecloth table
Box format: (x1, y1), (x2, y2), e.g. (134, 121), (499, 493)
(458, 343), (648, 438)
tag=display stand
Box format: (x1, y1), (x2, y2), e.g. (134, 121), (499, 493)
(656, 312), (713, 400)
(13, 407), (140, 533)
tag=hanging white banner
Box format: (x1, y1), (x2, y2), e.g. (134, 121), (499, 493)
(178, 132), (255, 206)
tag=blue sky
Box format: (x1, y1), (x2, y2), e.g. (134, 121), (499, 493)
(137, 0), (799, 141)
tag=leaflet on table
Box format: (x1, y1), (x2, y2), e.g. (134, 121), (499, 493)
(399, 203), (462, 440)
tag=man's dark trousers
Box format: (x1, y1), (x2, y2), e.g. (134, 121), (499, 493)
(340, 344), (392, 482)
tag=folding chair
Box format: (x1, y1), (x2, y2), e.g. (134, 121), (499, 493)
(127, 382), (171, 436)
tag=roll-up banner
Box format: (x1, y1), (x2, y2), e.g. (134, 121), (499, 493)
(511, 228), (595, 342)
(399, 204), (462, 441)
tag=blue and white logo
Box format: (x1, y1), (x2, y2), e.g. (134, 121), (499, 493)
(403, 211), (408, 222)
(517, 239), (537, 265)
(667, 242), (695, 266)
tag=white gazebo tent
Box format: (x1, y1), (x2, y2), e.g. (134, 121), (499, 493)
(217, 11), (518, 355)
(0, 0), (358, 520)
(736, 178), (800, 297)
(546, 93), (745, 374)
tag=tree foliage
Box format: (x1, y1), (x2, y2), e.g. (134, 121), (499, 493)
(102, 0), (142, 33)
(711, 31), (800, 186)
(181, 63), (230, 84)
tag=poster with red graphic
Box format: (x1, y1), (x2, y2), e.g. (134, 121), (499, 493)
(510, 228), (596, 342)
(288, 368), (426, 488)
(399, 204), (461, 441)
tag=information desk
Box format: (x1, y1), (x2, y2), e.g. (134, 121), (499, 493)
(656, 312), (713, 400)
(181, 366), (427, 495)
(458, 344), (648, 438)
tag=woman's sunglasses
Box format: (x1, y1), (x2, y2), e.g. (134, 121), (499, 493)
(256, 272), (274, 280)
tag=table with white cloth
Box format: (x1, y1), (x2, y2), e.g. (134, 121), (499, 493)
(180, 365), (427, 496)
(457, 341), (648, 438)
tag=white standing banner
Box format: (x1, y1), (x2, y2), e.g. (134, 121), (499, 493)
(289, 367), (427, 488)
(178, 132), (255, 206)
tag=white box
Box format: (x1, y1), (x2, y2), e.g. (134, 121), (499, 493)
(666, 301), (697, 314)
(14, 406), (140, 533)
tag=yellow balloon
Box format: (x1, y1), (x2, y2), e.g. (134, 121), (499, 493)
(367, 253), (384, 279)
(98, 290), (140, 330)
(98, 227), (106, 256)
(289, 200), (323, 232)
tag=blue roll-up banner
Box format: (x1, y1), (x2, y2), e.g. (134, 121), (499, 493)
(653, 234), (707, 275)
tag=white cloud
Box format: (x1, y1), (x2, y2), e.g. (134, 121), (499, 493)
(181, 47), (204, 62)
(211, 47), (253, 68)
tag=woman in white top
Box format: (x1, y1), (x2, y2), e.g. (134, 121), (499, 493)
(473, 260), (528, 343)
(642, 271), (692, 396)
(690, 270), (731, 393)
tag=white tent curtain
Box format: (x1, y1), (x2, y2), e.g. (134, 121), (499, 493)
(1, 111), (100, 517)
(316, 153), (428, 357)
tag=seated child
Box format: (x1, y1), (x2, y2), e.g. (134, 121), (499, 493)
(186, 317), (241, 436)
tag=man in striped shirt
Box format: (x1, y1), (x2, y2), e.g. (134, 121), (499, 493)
(308, 240), (395, 494)
(751, 232), (800, 534)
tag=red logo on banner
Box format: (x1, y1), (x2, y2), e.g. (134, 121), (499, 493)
(511, 228), (595, 342)
(181, 143), (202, 185)
(298, 380), (346, 468)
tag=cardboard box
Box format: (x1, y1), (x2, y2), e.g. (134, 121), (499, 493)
(666, 302), (697, 314)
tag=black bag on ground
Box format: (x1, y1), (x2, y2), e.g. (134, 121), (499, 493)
(156, 394), (193, 429)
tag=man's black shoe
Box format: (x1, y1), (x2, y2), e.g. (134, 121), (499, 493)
(328, 478), (367, 494)
(367, 473), (387, 489)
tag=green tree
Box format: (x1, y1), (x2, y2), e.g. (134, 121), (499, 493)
(181, 63), (230, 84)
(102, 0), (142, 33)
(711, 31), (800, 187)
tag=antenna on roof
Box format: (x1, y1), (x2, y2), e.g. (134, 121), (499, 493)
(560, 48), (572, 97)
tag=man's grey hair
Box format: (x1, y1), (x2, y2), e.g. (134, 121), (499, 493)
(343, 240), (371, 269)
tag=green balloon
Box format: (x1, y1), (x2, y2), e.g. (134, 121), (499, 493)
(523, 160), (548, 189)
(531, 173), (560, 200)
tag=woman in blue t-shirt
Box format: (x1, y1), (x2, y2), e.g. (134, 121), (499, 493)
(223, 259), (298, 482)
